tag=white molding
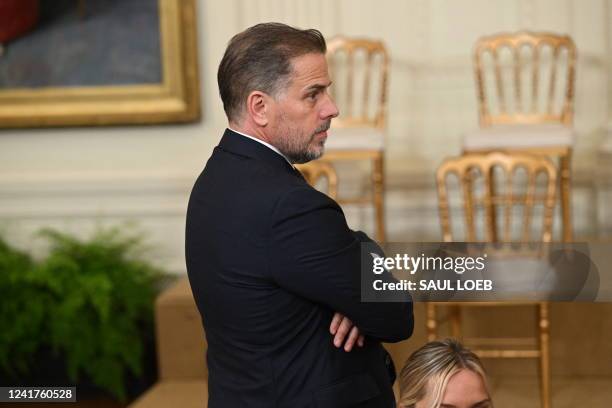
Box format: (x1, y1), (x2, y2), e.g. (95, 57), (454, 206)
(0, 171), (192, 195)
(0, 171), (192, 219)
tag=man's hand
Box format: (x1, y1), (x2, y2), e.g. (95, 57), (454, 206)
(330, 312), (365, 352)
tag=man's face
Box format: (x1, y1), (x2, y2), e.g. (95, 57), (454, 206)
(267, 53), (339, 164)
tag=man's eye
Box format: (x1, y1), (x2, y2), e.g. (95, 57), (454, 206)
(307, 92), (318, 100)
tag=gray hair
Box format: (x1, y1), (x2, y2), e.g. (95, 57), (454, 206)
(217, 22), (326, 122)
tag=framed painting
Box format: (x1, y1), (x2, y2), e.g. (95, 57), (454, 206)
(0, 0), (200, 127)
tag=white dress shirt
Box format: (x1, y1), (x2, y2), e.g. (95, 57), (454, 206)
(228, 127), (293, 167)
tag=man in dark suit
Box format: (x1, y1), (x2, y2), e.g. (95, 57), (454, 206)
(186, 23), (413, 407)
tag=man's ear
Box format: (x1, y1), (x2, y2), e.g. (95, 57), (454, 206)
(246, 91), (269, 127)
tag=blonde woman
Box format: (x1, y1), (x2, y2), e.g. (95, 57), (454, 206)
(398, 339), (493, 408)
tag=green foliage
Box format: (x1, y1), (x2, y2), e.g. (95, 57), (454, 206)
(0, 227), (166, 401)
(0, 238), (47, 376)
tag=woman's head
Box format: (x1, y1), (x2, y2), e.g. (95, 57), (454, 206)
(398, 339), (492, 408)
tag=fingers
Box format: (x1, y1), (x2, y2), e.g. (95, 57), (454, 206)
(333, 316), (353, 347)
(330, 313), (366, 351)
(330, 312), (343, 335)
(344, 326), (360, 352)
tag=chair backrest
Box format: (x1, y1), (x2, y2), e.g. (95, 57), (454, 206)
(326, 36), (389, 129)
(474, 31), (577, 127)
(296, 161), (338, 199)
(436, 152), (557, 243)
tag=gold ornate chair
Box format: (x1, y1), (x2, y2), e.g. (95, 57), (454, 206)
(429, 151), (558, 408)
(322, 36), (389, 241)
(463, 31), (576, 242)
(296, 161), (338, 200)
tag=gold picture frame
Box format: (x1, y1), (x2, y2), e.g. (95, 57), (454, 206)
(0, 0), (200, 128)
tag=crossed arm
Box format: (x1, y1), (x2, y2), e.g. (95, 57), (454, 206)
(270, 187), (413, 348)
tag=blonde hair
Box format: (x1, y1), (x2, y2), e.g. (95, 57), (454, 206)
(398, 339), (491, 408)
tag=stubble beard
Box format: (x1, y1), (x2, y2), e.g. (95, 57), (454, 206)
(274, 116), (331, 164)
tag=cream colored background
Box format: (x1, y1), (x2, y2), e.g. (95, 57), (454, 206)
(0, 0), (611, 273)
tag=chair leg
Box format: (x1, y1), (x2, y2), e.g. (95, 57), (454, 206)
(560, 152), (573, 242)
(426, 303), (437, 341)
(539, 303), (551, 408)
(487, 166), (498, 242)
(372, 154), (386, 242)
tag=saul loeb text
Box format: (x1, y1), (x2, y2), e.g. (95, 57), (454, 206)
(373, 279), (493, 291)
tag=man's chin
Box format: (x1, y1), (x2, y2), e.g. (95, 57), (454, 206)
(291, 149), (324, 164)
(309, 146), (325, 161)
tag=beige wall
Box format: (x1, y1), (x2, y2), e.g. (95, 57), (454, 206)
(0, 0), (611, 273)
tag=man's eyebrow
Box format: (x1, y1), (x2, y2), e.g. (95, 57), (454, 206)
(304, 82), (332, 92)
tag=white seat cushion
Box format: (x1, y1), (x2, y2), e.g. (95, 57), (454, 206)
(483, 256), (556, 295)
(325, 127), (385, 151)
(463, 124), (575, 151)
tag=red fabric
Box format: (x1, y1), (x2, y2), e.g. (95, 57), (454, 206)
(0, 0), (39, 43)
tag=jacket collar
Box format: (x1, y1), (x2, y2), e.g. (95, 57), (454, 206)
(217, 128), (296, 174)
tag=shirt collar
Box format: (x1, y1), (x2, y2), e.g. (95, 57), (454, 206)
(228, 127), (293, 166)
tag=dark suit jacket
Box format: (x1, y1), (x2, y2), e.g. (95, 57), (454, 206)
(185, 129), (413, 408)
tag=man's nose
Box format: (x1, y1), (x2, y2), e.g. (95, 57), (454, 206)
(321, 93), (339, 119)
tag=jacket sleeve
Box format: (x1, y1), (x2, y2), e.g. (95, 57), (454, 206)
(269, 186), (413, 343)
